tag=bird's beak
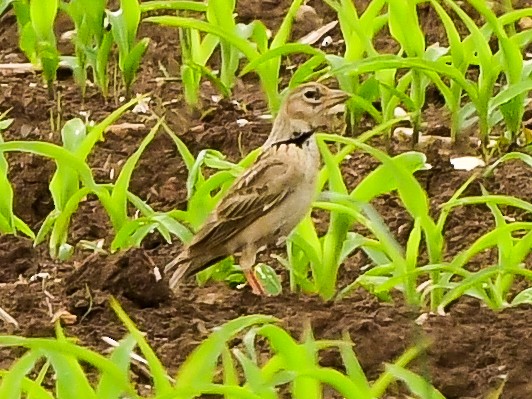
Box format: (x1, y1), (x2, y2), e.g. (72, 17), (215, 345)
(324, 89), (350, 114)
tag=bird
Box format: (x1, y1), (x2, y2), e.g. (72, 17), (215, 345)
(165, 82), (349, 294)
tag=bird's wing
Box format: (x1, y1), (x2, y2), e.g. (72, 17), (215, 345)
(189, 154), (300, 251)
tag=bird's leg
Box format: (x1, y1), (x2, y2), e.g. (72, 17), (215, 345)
(240, 245), (265, 295)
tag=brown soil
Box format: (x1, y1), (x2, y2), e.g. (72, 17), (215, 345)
(1, 2), (532, 398)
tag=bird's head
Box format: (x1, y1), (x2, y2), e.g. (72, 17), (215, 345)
(264, 82), (349, 148)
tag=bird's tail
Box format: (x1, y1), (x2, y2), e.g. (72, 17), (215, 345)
(164, 252), (224, 290)
(164, 255), (188, 290)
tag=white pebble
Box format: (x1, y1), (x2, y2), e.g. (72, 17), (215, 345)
(236, 118), (249, 127)
(450, 156), (485, 171)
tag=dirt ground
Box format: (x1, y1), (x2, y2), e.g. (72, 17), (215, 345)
(1, 1), (532, 398)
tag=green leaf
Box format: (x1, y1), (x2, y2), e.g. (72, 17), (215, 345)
(511, 287), (532, 306)
(77, 96), (143, 159)
(111, 298), (173, 395)
(146, 16), (259, 61)
(255, 263), (282, 296)
(388, 0), (425, 57)
(173, 315), (277, 392)
(19, 21), (38, 64)
(95, 31), (114, 96)
(30, 0), (58, 42)
(331, 54), (477, 102)
(95, 335), (137, 399)
(351, 151), (427, 202)
(122, 38), (149, 91)
(140, 0), (208, 13)
(232, 349), (277, 399)
(111, 218), (158, 250)
(0, 336), (134, 396)
(45, 350), (98, 399)
(0, 351), (42, 399)
(338, 332), (372, 397)
(121, 0), (141, 45)
(221, 347), (239, 395)
(240, 44), (324, 76)
(111, 118), (161, 228)
(256, 324), (319, 399)
(385, 364), (445, 399)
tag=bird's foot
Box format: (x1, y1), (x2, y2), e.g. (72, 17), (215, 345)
(244, 269), (266, 295)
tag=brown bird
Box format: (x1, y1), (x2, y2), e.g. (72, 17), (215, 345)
(165, 82), (349, 294)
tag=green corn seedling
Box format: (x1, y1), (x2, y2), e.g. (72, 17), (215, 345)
(107, 0), (150, 97)
(105, 118), (193, 252)
(327, 1), (532, 151)
(15, 0), (60, 97)
(429, 2), (532, 149)
(323, 0), (388, 129)
(387, 0), (425, 145)
(147, 0), (324, 113)
(178, 10), (223, 107)
(289, 146), (431, 303)
(0, 98), (188, 259)
(141, 1), (227, 107)
(0, 298), (443, 399)
(60, 0), (112, 97)
(326, 1), (447, 141)
(439, 0), (529, 150)
(333, 148), (532, 312)
(434, 183), (532, 311)
(0, 111), (34, 238)
(468, 1), (531, 148)
(205, 0), (240, 90)
(31, 98), (143, 258)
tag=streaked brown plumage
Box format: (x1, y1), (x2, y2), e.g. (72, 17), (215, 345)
(165, 82), (349, 294)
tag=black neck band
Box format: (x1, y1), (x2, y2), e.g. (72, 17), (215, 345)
(274, 130), (315, 148)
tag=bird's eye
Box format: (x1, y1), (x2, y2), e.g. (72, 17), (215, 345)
(303, 89), (321, 101)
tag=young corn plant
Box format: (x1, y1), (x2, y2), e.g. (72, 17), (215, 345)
(281, 125), (439, 304)
(334, 147), (532, 312)
(435, 0), (532, 150)
(15, 0), (60, 97)
(0, 110), (34, 238)
(146, 0), (324, 113)
(178, 2), (223, 108)
(141, 0), (231, 108)
(324, 145), (468, 310)
(31, 98), (143, 259)
(140, 0), (229, 108)
(322, 0), (388, 129)
(60, 0), (113, 97)
(107, 0), (150, 97)
(433, 189), (532, 311)
(0, 298), (444, 399)
(329, 1), (532, 151)
(0, 100), (188, 259)
(433, 2), (532, 149)
(386, 0), (426, 145)
(325, 0), (451, 141)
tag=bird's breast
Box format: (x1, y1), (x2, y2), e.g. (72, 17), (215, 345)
(285, 140), (320, 180)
